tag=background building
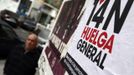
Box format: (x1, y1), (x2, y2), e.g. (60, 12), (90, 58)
(27, 0), (63, 45)
(0, 0), (20, 12)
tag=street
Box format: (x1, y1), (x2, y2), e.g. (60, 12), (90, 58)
(14, 27), (29, 42)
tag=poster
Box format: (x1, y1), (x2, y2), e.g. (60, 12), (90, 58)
(40, 0), (86, 75)
(62, 0), (134, 75)
(39, 0), (134, 75)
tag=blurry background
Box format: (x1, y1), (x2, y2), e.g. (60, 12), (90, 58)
(0, 0), (63, 75)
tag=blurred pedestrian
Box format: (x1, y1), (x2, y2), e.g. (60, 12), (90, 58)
(3, 32), (41, 75)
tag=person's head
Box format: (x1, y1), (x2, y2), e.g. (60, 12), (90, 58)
(25, 32), (38, 51)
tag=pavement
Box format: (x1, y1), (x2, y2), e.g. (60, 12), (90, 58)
(0, 59), (5, 75)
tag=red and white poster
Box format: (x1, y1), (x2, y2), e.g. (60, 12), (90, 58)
(62, 0), (134, 75)
(39, 0), (134, 75)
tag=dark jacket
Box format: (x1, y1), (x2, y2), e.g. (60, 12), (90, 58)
(4, 45), (41, 75)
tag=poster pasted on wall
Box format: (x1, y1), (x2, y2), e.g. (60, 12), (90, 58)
(42, 0), (134, 75)
(62, 0), (134, 75)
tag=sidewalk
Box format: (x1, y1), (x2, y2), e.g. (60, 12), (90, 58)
(0, 60), (5, 75)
